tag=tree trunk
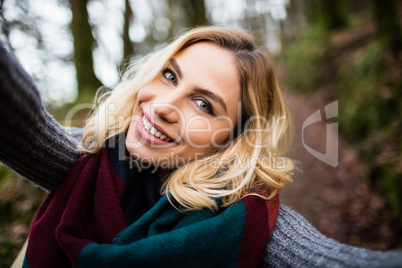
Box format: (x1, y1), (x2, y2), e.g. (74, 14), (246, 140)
(165, 0), (209, 41)
(316, 0), (350, 30)
(372, 0), (402, 55)
(69, 0), (101, 101)
(186, 0), (209, 27)
(123, 0), (134, 63)
(0, 0), (11, 49)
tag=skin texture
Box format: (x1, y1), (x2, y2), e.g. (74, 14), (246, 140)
(126, 42), (241, 168)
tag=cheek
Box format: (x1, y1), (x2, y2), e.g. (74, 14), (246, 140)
(184, 119), (232, 148)
(135, 87), (148, 103)
(135, 82), (158, 102)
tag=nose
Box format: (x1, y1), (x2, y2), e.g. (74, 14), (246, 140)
(151, 94), (183, 124)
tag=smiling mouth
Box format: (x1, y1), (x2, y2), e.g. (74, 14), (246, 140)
(141, 115), (173, 142)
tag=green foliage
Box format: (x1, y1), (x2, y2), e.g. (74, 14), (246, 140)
(338, 42), (402, 222)
(280, 22), (402, 244)
(0, 236), (19, 268)
(316, 0), (351, 31)
(0, 167), (47, 267)
(372, 0), (402, 56)
(0, 166), (12, 188)
(338, 43), (383, 143)
(280, 28), (325, 93)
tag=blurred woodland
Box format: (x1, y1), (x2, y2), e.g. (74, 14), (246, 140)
(0, 0), (401, 266)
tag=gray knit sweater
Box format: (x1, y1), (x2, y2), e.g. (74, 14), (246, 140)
(0, 42), (401, 268)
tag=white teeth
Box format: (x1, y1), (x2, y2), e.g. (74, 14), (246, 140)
(142, 115), (171, 142)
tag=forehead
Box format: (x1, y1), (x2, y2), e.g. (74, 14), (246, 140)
(174, 42), (239, 77)
(172, 42), (241, 110)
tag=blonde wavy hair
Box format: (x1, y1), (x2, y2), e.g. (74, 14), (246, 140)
(81, 26), (294, 211)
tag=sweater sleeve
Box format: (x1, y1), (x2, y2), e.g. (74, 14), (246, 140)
(262, 204), (402, 268)
(0, 42), (79, 191)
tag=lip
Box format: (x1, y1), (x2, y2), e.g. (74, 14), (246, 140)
(136, 110), (176, 145)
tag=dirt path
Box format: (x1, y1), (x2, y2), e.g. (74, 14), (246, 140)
(280, 91), (395, 250)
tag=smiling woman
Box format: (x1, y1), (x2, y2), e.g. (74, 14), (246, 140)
(1, 25), (402, 268)
(0, 26), (294, 267)
(126, 42), (241, 166)
(81, 27), (294, 213)
(51, 26), (293, 266)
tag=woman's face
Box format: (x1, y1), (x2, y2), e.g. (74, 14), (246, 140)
(126, 42), (241, 168)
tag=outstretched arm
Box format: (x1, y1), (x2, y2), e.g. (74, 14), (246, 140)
(0, 42), (79, 191)
(2, 42), (400, 266)
(262, 204), (402, 268)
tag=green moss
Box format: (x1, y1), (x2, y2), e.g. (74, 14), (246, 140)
(281, 26), (402, 243)
(338, 43), (382, 143)
(0, 237), (18, 268)
(0, 166), (12, 188)
(338, 41), (402, 228)
(280, 27), (326, 93)
(0, 174), (47, 266)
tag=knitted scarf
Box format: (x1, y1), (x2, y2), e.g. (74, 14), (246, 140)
(23, 137), (279, 268)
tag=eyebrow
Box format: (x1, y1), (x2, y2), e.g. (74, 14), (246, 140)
(170, 58), (183, 79)
(170, 58), (228, 112)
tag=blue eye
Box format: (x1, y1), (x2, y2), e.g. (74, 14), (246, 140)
(162, 69), (177, 85)
(194, 99), (215, 115)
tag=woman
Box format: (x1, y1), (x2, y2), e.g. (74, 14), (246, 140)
(6, 26), (294, 268)
(81, 27), (294, 211)
(1, 27), (401, 268)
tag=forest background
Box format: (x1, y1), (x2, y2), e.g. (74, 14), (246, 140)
(0, 0), (401, 267)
